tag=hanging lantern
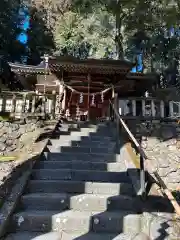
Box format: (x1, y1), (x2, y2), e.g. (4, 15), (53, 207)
(91, 94), (95, 106)
(79, 93), (83, 103)
(101, 92), (104, 103)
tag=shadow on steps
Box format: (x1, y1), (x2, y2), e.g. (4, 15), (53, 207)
(3, 122), (179, 240)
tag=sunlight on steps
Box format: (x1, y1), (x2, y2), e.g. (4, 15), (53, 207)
(4, 121), (145, 240)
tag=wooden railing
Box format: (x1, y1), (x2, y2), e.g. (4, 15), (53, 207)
(110, 99), (180, 216)
(0, 91), (59, 119)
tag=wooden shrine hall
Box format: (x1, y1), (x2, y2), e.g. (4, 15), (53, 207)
(9, 56), (158, 121)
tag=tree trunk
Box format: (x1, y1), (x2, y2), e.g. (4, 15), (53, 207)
(115, 0), (124, 59)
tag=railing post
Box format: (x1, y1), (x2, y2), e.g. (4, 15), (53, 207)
(52, 93), (56, 119)
(11, 95), (16, 116)
(47, 97), (52, 114)
(140, 155), (146, 199)
(178, 102), (180, 118)
(43, 94), (46, 118)
(142, 100), (146, 117)
(1, 95), (6, 112)
(169, 101), (174, 118)
(31, 95), (36, 113)
(5, 98), (12, 112)
(25, 98), (29, 113)
(151, 100), (156, 117)
(114, 94), (120, 142)
(21, 94), (26, 115)
(160, 100), (165, 118)
(132, 100), (136, 116)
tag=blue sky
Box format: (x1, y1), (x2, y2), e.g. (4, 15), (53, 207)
(16, 7), (29, 44)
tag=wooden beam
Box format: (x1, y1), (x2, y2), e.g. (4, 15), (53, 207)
(67, 83), (104, 88)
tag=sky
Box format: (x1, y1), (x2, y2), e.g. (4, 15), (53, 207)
(16, 6), (29, 45)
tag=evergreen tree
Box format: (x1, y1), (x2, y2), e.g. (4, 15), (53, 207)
(0, 0), (21, 59)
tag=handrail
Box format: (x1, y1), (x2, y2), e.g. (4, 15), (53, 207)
(110, 100), (180, 216)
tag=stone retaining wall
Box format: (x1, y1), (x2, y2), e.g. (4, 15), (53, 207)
(0, 120), (44, 156)
(129, 120), (180, 191)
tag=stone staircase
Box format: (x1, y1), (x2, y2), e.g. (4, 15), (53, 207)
(5, 121), (144, 240)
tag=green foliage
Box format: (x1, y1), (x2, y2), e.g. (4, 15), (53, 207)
(0, 1), (55, 63)
(0, 0), (20, 57)
(1, 0), (180, 88)
(53, 0), (180, 90)
(54, 9), (115, 58)
(0, 112), (11, 121)
(55, 0), (180, 62)
(27, 6), (55, 64)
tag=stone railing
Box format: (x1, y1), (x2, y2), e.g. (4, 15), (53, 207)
(118, 97), (180, 119)
(0, 91), (59, 119)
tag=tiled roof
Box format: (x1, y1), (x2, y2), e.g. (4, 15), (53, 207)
(9, 57), (135, 75)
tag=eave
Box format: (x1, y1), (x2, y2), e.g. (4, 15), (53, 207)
(9, 57), (136, 75)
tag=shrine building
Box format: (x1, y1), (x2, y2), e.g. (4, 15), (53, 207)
(9, 56), (158, 120)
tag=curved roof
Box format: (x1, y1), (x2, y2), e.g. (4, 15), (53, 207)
(9, 62), (48, 74)
(9, 57), (135, 75)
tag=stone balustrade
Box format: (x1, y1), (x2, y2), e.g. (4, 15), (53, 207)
(1, 93), (180, 120)
(118, 97), (180, 119)
(0, 91), (59, 119)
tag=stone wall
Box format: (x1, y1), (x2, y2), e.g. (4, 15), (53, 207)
(0, 120), (44, 156)
(130, 120), (180, 191)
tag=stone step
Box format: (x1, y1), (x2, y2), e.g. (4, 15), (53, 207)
(48, 140), (73, 147)
(11, 210), (141, 233)
(44, 152), (118, 162)
(57, 128), (68, 132)
(72, 140), (115, 148)
(20, 193), (68, 211)
(59, 125), (80, 131)
(58, 135), (81, 141)
(31, 169), (129, 183)
(50, 139), (115, 148)
(4, 232), (137, 240)
(26, 180), (135, 196)
(4, 232), (61, 240)
(57, 232), (138, 240)
(35, 161), (126, 172)
(47, 146), (115, 154)
(79, 127), (98, 133)
(80, 135), (113, 141)
(69, 131), (91, 137)
(20, 193), (141, 212)
(58, 135), (113, 142)
(58, 127), (99, 135)
(88, 131), (114, 137)
(65, 124), (101, 131)
(53, 130), (73, 136)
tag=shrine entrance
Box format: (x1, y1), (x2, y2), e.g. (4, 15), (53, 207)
(65, 85), (112, 121)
